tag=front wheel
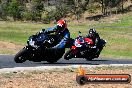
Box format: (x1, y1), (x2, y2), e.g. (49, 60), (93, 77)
(14, 48), (28, 63)
(64, 49), (74, 60)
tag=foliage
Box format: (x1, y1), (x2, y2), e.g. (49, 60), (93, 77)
(21, 0), (44, 21)
(8, 0), (21, 20)
(0, 0), (130, 21)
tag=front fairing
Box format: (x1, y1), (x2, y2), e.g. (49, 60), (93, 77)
(27, 33), (49, 48)
(99, 39), (107, 47)
(74, 36), (85, 48)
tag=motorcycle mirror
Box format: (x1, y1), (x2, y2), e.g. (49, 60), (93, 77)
(78, 31), (81, 36)
(78, 31), (81, 34)
(42, 29), (45, 31)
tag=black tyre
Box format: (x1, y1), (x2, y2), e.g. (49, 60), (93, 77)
(85, 53), (94, 61)
(85, 57), (94, 61)
(46, 58), (58, 63)
(76, 75), (87, 85)
(64, 49), (73, 60)
(14, 48), (27, 63)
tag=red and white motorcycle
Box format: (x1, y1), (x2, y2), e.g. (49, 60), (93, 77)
(64, 31), (106, 61)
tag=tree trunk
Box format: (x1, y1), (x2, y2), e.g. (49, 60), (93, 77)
(101, 0), (104, 15)
(121, 0), (124, 12)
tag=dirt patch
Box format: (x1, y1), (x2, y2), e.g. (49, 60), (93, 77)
(0, 67), (132, 88)
(0, 41), (23, 54)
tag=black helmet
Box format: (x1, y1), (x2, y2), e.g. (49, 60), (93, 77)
(89, 28), (96, 34)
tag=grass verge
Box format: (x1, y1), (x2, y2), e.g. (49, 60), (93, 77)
(0, 12), (132, 58)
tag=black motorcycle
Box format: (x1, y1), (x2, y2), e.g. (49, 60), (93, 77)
(64, 32), (107, 60)
(14, 30), (65, 63)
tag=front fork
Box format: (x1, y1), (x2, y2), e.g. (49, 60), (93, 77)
(71, 48), (85, 58)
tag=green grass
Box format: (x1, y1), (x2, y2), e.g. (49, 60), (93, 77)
(0, 21), (51, 45)
(0, 12), (132, 58)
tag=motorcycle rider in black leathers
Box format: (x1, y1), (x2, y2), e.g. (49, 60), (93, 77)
(86, 28), (101, 58)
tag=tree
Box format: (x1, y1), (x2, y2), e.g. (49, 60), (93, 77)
(68, 0), (90, 20)
(7, 0), (21, 20)
(22, 0), (44, 21)
(95, 0), (128, 15)
(42, 0), (72, 22)
(0, 0), (10, 20)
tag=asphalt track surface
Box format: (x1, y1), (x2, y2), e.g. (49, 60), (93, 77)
(0, 55), (132, 69)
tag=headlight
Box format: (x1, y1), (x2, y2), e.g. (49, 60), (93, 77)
(29, 39), (34, 45)
(105, 40), (107, 43)
(75, 40), (82, 47)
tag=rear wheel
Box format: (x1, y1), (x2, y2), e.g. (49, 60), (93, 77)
(14, 48), (28, 63)
(84, 51), (95, 61)
(46, 58), (58, 63)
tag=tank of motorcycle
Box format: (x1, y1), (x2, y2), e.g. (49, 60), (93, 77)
(74, 36), (84, 47)
(84, 38), (93, 45)
(74, 36), (93, 47)
(27, 33), (49, 47)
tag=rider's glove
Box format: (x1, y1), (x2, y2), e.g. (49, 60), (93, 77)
(39, 29), (46, 34)
(91, 46), (97, 48)
(39, 29), (45, 33)
(39, 30), (43, 33)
